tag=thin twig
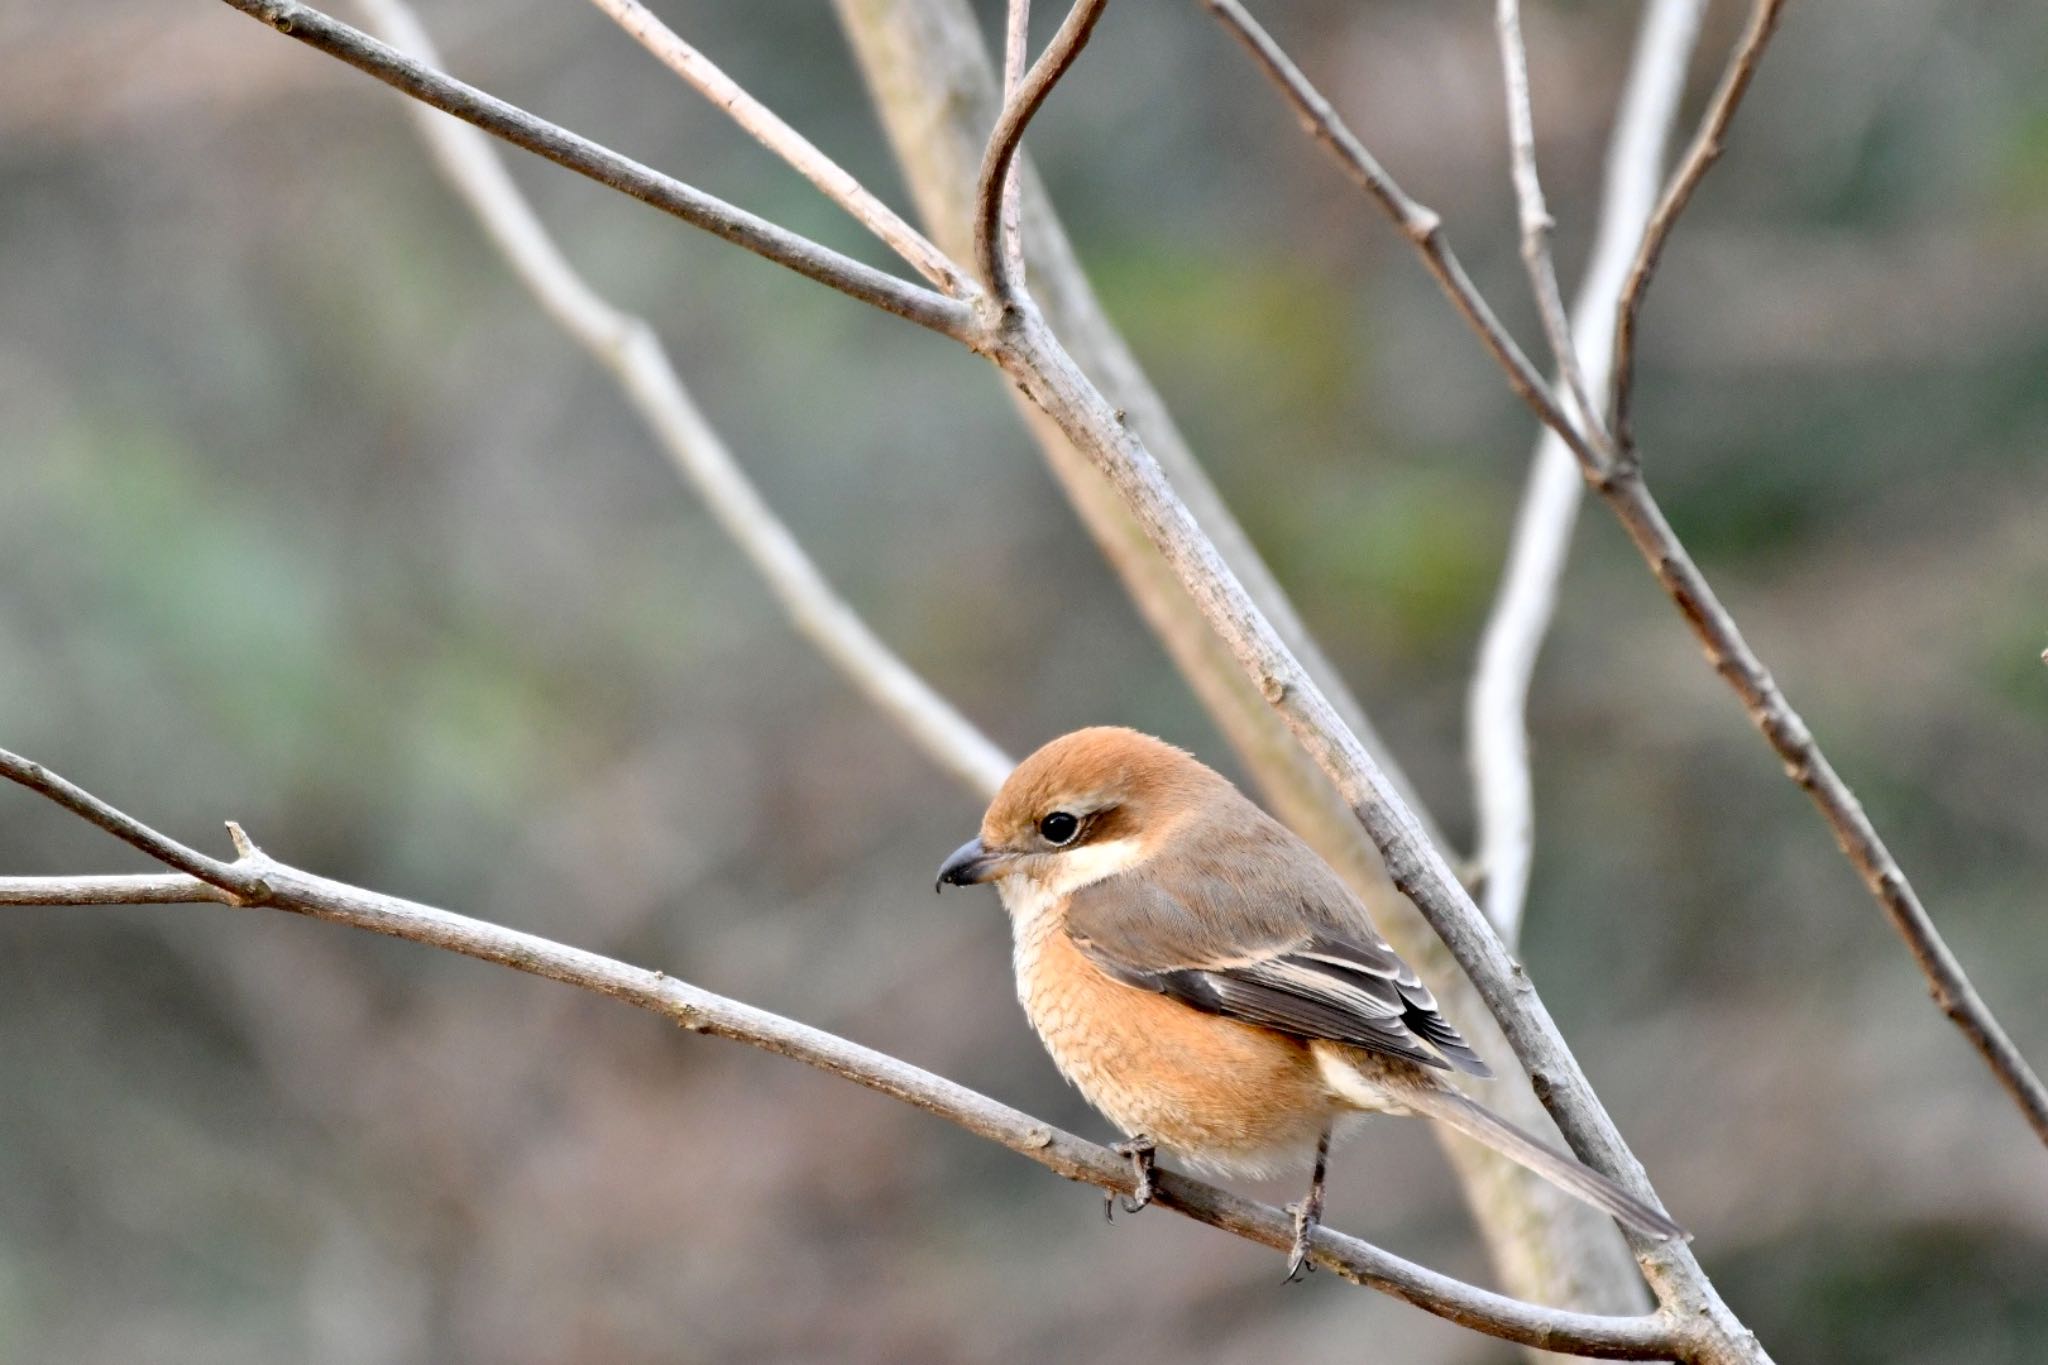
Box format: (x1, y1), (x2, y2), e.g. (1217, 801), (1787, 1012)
(1596, 472), (2048, 1145)
(0, 774), (1691, 1360)
(355, 0), (1012, 801)
(972, 0), (1110, 301)
(998, 0), (1032, 286)
(581, 0), (972, 296)
(1471, 0), (1707, 943)
(1201, 0), (1596, 471)
(215, 0), (975, 340)
(1608, 0), (1786, 454)
(1219, 0), (2048, 1149)
(1494, 0), (1600, 440)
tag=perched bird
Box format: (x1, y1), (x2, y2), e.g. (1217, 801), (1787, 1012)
(936, 726), (1683, 1276)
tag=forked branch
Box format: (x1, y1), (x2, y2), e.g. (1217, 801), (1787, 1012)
(973, 0), (1111, 301)
(582, 0), (972, 296)
(217, 0), (974, 338)
(0, 750), (1692, 1360)
(1213, 0), (2048, 1146)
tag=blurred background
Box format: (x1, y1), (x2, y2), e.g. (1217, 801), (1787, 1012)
(3, 0), (2046, 1360)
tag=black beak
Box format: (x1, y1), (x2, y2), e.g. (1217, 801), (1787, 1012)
(935, 837), (997, 892)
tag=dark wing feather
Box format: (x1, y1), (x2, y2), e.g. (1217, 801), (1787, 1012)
(1066, 818), (1492, 1078)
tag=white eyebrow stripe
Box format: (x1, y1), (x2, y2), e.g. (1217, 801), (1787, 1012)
(1039, 837), (1147, 898)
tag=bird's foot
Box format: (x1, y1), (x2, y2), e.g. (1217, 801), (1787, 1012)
(1283, 1200), (1321, 1282)
(1103, 1135), (1156, 1220)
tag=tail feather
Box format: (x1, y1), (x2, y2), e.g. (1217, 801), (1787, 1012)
(1402, 1086), (1688, 1242)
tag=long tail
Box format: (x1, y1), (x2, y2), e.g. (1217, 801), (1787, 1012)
(1312, 1049), (1688, 1240)
(1402, 1085), (1687, 1240)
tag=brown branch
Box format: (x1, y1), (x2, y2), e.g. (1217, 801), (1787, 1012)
(972, 0), (1110, 301)
(581, 0), (972, 296)
(214, 0), (975, 340)
(1608, 0), (1787, 454)
(0, 761), (1692, 1361)
(1201, 0), (1596, 471)
(1594, 475), (2048, 1145)
(1212, 0), (2048, 1150)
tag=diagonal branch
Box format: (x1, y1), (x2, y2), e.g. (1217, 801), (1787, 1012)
(1470, 0), (1707, 943)
(1201, 0), (1596, 471)
(581, 0), (973, 296)
(0, 758), (1691, 1361)
(1494, 0), (1601, 441)
(973, 0), (1111, 301)
(1211, 0), (2048, 1149)
(215, 0), (975, 339)
(831, 0), (1652, 1319)
(354, 0), (1012, 801)
(1608, 0), (1787, 454)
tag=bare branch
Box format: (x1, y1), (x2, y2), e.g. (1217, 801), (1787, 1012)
(833, 2), (1648, 1315)
(581, 0), (972, 297)
(0, 873), (233, 906)
(0, 751), (256, 897)
(215, 0), (975, 340)
(354, 0), (1012, 802)
(1224, 0), (2048, 1146)
(1201, 0), (1596, 471)
(1471, 0), (1707, 943)
(976, 316), (1777, 1359)
(0, 772), (1692, 1361)
(998, 0), (1032, 286)
(1596, 474), (2048, 1146)
(973, 0), (1110, 301)
(1494, 0), (1600, 440)
(1609, 0), (1787, 453)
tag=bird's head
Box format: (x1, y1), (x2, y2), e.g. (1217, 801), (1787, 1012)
(934, 726), (1221, 901)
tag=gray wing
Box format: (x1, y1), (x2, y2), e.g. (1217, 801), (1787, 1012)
(1066, 823), (1491, 1078)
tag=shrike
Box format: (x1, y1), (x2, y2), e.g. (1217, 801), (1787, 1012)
(937, 726), (1681, 1276)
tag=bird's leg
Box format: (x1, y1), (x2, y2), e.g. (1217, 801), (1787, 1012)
(1103, 1135), (1157, 1220)
(1284, 1124), (1333, 1282)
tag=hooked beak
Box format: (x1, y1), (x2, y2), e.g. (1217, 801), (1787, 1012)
(935, 837), (1000, 892)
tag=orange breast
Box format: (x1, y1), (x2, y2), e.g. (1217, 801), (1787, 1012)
(1013, 921), (1338, 1177)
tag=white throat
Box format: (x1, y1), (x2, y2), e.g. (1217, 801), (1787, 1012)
(996, 836), (1147, 938)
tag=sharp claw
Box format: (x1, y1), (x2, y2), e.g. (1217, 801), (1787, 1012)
(1109, 1136), (1156, 1218)
(1284, 1201), (1317, 1283)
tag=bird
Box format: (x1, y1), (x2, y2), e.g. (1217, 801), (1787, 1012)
(935, 726), (1683, 1277)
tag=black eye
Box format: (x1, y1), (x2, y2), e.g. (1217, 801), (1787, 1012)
(1038, 811), (1080, 846)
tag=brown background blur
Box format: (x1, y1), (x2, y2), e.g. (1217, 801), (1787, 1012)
(3, 1), (2046, 1361)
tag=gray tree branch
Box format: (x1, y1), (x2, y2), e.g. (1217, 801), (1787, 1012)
(217, 0), (974, 338)
(580, 0), (972, 296)
(832, 0), (1647, 1319)
(0, 752), (1691, 1360)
